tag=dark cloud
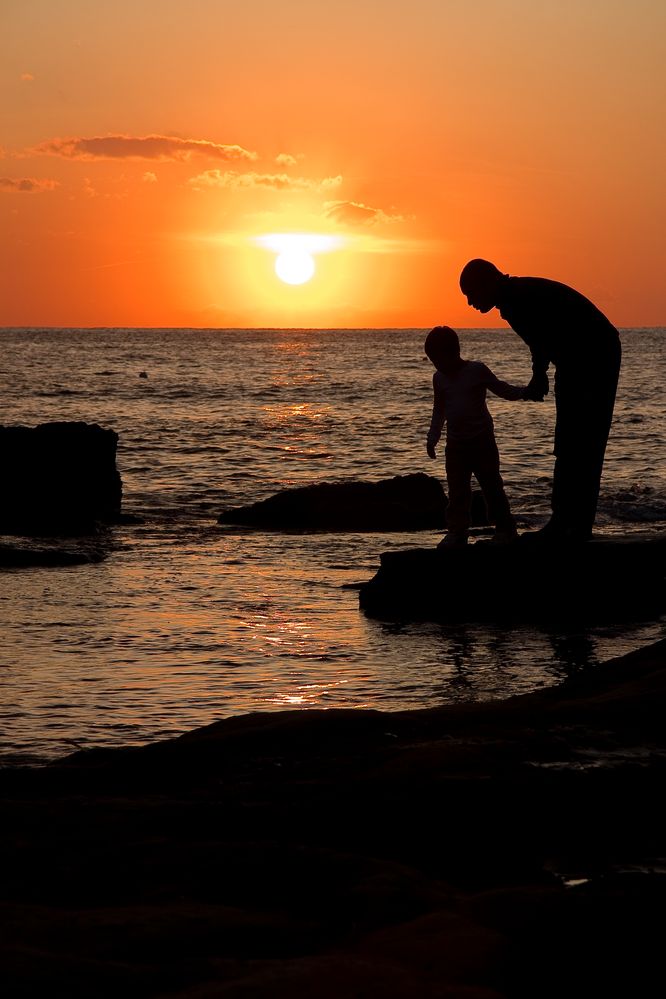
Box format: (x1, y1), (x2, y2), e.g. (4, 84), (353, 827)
(31, 135), (258, 162)
(0, 176), (59, 193)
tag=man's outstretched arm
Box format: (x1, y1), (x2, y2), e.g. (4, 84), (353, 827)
(525, 349), (549, 400)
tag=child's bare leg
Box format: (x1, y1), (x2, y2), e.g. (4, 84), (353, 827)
(444, 442), (472, 542)
(473, 436), (516, 537)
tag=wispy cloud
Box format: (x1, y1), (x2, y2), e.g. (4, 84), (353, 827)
(0, 176), (59, 193)
(20, 72), (35, 82)
(275, 152), (303, 167)
(31, 134), (258, 162)
(324, 200), (407, 225)
(188, 170), (342, 192)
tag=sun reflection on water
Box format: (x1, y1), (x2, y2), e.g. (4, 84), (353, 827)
(267, 677), (353, 708)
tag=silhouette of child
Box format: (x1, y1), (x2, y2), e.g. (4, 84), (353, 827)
(425, 326), (526, 547)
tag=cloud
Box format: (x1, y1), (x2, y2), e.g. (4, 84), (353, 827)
(188, 170), (343, 192)
(324, 200), (407, 226)
(275, 152), (303, 167)
(20, 73), (35, 82)
(31, 134), (258, 162)
(143, 171), (158, 183)
(0, 176), (58, 193)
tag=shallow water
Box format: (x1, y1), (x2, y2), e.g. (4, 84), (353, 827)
(1, 327), (665, 763)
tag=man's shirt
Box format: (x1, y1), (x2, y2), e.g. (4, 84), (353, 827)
(497, 276), (620, 375)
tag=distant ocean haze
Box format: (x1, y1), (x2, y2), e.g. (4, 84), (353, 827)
(1, 327), (665, 763)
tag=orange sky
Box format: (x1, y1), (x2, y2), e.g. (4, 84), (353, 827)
(2, 0), (665, 328)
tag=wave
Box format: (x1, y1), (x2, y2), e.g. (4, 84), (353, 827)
(602, 484), (666, 523)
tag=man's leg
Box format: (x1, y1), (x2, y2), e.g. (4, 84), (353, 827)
(553, 348), (620, 537)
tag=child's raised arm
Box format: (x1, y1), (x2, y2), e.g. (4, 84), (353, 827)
(481, 363), (528, 401)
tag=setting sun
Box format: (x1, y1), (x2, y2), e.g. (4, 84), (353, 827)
(275, 249), (315, 285)
(254, 233), (342, 289)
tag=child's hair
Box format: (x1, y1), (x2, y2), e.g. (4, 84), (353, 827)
(424, 326), (460, 365)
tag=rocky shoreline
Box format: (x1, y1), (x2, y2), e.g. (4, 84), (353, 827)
(2, 638), (666, 997)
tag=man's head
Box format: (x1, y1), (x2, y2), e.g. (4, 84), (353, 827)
(459, 258), (504, 313)
(424, 326), (461, 372)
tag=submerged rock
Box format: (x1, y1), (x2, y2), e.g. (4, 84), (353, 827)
(218, 473), (488, 531)
(0, 541), (108, 567)
(359, 533), (666, 622)
(0, 421), (122, 536)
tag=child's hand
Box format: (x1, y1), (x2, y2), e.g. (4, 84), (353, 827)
(524, 373), (549, 401)
(427, 442), (437, 459)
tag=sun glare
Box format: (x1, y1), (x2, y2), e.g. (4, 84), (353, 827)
(255, 233), (342, 287)
(275, 248), (315, 285)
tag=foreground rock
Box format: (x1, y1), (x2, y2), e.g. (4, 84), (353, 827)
(0, 421), (122, 535)
(2, 639), (666, 997)
(360, 534), (666, 623)
(219, 473), (488, 531)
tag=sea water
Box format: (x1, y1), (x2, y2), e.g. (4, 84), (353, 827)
(1, 327), (665, 763)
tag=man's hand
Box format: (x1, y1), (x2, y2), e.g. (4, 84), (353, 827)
(524, 372), (549, 401)
(427, 442), (437, 459)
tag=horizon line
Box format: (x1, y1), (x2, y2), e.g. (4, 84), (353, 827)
(1, 324), (663, 332)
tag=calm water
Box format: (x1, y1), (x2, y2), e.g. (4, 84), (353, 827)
(1, 327), (665, 763)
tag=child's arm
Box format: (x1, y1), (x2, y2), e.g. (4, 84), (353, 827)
(482, 364), (528, 401)
(426, 372), (446, 458)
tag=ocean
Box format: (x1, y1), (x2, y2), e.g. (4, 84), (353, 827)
(1, 327), (665, 764)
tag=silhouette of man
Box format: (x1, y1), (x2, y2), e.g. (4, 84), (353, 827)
(459, 259), (621, 541)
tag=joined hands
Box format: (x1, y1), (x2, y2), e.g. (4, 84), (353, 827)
(523, 372), (549, 401)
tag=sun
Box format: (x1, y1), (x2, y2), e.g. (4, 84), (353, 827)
(254, 233), (343, 287)
(275, 247), (316, 285)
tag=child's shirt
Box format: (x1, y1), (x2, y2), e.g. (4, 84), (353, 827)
(427, 360), (524, 445)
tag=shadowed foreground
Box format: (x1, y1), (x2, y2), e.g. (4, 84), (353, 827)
(2, 640), (666, 997)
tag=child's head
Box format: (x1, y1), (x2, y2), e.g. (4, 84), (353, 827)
(424, 326), (461, 371)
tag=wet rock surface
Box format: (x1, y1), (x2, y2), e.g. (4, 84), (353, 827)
(2, 639), (666, 997)
(0, 539), (109, 567)
(359, 534), (666, 623)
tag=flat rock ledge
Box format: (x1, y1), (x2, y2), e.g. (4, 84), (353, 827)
(359, 534), (666, 622)
(2, 639), (666, 997)
(218, 472), (488, 531)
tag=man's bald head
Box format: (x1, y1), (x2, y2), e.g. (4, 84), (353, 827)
(459, 259), (505, 313)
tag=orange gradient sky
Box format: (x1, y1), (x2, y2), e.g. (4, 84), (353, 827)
(2, 0), (665, 328)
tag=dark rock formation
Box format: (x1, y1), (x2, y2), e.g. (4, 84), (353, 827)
(359, 534), (666, 623)
(0, 422), (122, 535)
(2, 639), (666, 997)
(218, 473), (489, 531)
(0, 541), (107, 567)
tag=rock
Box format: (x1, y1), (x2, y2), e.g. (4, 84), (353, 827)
(218, 473), (489, 531)
(2, 639), (666, 997)
(0, 422), (122, 535)
(0, 541), (107, 567)
(359, 534), (666, 622)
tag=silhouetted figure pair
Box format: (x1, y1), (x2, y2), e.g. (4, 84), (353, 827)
(460, 259), (621, 542)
